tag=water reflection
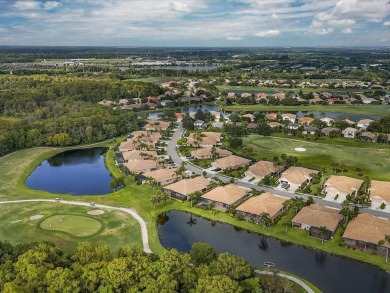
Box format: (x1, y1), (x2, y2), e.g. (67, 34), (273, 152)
(157, 210), (390, 293)
(25, 148), (113, 195)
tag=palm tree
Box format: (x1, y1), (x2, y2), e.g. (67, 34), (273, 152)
(383, 235), (390, 262)
(259, 212), (270, 229)
(156, 190), (169, 204)
(188, 191), (202, 207)
(193, 132), (205, 147)
(318, 226), (327, 244)
(150, 196), (160, 210)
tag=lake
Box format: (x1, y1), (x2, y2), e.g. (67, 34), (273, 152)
(158, 210), (390, 293)
(25, 148), (113, 195)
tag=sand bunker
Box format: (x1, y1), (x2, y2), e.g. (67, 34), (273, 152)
(29, 214), (44, 220)
(295, 147), (306, 152)
(87, 210), (105, 216)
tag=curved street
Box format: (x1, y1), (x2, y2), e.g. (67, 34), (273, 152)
(0, 199), (152, 254)
(167, 123), (389, 219)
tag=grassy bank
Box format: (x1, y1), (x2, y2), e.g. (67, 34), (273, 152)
(225, 104), (390, 117)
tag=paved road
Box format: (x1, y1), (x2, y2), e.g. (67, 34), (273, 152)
(0, 199), (152, 254)
(255, 270), (315, 293)
(167, 123), (390, 219)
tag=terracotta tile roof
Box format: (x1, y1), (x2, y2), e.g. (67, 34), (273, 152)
(282, 113), (296, 119)
(201, 184), (247, 205)
(122, 150), (157, 161)
(191, 147), (232, 159)
(187, 132), (221, 146)
(245, 160), (283, 179)
(357, 119), (374, 124)
(131, 131), (161, 142)
(324, 175), (363, 197)
(343, 213), (390, 248)
(369, 180), (390, 203)
(280, 166), (318, 185)
(236, 192), (287, 219)
(266, 113), (278, 120)
(344, 119), (356, 125)
(298, 117), (315, 123)
(292, 204), (342, 233)
(124, 160), (158, 173)
(143, 120), (170, 131)
(211, 155), (251, 170)
(142, 168), (178, 183)
(164, 176), (210, 196)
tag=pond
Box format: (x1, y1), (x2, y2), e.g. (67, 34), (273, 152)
(25, 148), (113, 195)
(158, 210), (390, 293)
(148, 104), (221, 120)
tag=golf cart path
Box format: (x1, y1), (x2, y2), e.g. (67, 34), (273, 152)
(0, 199), (152, 254)
(255, 270), (315, 293)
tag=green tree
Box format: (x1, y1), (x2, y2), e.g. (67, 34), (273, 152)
(190, 242), (217, 265)
(195, 275), (243, 293)
(210, 252), (252, 281)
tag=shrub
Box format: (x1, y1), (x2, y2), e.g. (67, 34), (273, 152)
(380, 202), (386, 209)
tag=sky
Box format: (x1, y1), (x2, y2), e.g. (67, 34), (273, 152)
(0, 0), (389, 47)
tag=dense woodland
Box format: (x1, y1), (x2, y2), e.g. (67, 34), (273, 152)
(0, 75), (162, 155)
(0, 241), (293, 293)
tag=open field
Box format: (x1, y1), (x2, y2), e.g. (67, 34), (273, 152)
(0, 202), (141, 253)
(225, 104), (390, 117)
(218, 85), (389, 95)
(240, 135), (390, 181)
(0, 142), (389, 271)
(40, 214), (102, 237)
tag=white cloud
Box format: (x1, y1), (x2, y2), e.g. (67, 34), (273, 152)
(13, 1), (40, 10)
(227, 36), (242, 41)
(271, 13), (278, 20)
(383, 21), (390, 26)
(255, 30), (280, 37)
(310, 27), (334, 35)
(328, 19), (355, 26)
(341, 28), (352, 33)
(43, 1), (61, 10)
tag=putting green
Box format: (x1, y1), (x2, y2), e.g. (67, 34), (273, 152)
(40, 215), (102, 237)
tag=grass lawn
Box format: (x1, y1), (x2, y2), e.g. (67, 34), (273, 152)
(225, 103), (390, 117)
(240, 135), (390, 181)
(40, 215), (102, 237)
(0, 202), (141, 254)
(191, 158), (213, 169)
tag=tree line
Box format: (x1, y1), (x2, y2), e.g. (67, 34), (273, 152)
(0, 76), (163, 156)
(0, 240), (296, 293)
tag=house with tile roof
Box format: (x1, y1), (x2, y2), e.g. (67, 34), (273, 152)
(245, 160), (283, 180)
(236, 192), (287, 221)
(343, 213), (390, 256)
(292, 204), (342, 240)
(279, 166), (318, 191)
(211, 155), (251, 171)
(163, 176), (210, 201)
(191, 147), (232, 160)
(323, 175), (363, 200)
(368, 180), (390, 206)
(200, 184), (248, 211)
